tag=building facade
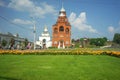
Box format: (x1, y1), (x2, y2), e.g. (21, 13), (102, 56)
(0, 32), (25, 49)
(52, 6), (71, 48)
(36, 26), (52, 49)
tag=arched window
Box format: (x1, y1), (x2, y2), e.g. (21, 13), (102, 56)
(66, 28), (69, 33)
(54, 28), (58, 33)
(60, 40), (63, 44)
(43, 39), (46, 43)
(59, 26), (64, 32)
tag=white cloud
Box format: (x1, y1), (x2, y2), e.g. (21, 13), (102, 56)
(69, 12), (98, 33)
(108, 26), (115, 33)
(0, 0), (5, 7)
(41, 2), (57, 14)
(12, 18), (33, 25)
(108, 21), (120, 33)
(118, 21), (120, 25)
(8, 0), (57, 18)
(8, 0), (34, 11)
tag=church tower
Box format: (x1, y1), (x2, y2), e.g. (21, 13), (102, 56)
(52, 6), (71, 48)
(36, 25), (52, 49)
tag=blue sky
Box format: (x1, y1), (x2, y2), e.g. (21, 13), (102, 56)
(0, 0), (120, 41)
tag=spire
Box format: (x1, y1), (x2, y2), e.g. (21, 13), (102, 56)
(44, 25), (48, 32)
(59, 3), (66, 16)
(41, 25), (50, 37)
(60, 2), (65, 12)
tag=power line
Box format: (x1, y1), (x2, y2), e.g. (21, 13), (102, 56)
(0, 15), (32, 31)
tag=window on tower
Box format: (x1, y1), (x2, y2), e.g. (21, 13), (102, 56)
(59, 26), (64, 32)
(43, 39), (46, 43)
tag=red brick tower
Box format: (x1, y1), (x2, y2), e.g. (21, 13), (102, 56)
(52, 6), (71, 48)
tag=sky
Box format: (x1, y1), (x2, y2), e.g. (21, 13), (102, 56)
(0, 0), (120, 41)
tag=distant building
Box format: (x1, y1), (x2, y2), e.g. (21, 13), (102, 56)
(0, 32), (25, 49)
(36, 26), (52, 49)
(52, 6), (71, 48)
(80, 38), (90, 48)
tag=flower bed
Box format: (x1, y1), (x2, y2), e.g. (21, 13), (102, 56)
(0, 49), (120, 57)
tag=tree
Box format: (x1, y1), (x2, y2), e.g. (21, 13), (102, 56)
(2, 39), (7, 47)
(90, 37), (107, 46)
(9, 38), (15, 49)
(80, 38), (84, 42)
(96, 38), (106, 46)
(90, 38), (96, 45)
(72, 39), (75, 43)
(103, 37), (107, 42)
(113, 33), (120, 45)
(24, 38), (29, 47)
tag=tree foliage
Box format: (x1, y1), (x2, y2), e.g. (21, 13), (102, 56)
(2, 39), (7, 47)
(9, 38), (15, 49)
(90, 37), (107, 46)
(113, 33), (120, 45)
(10, 38), (15, 46)
(71, 39), (75, 43)
(24, 38), (29, 47)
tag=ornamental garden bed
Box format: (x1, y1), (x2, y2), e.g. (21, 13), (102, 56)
(0, 48), (120, 57)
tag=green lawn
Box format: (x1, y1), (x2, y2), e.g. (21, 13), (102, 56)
(0, 55), (120, 80)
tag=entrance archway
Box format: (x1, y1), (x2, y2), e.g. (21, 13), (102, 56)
(60, 40), (63, 47)
(42, 39), (46, 49)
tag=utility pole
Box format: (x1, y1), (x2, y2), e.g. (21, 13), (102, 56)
(31, 17), (36, 50)
(33, 23), (36, 50)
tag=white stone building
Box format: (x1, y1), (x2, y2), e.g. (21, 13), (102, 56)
(36, 26), (52, 49)
(0, 32), (25, 49)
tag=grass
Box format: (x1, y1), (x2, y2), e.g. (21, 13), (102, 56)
(0, 55), (120, 80)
